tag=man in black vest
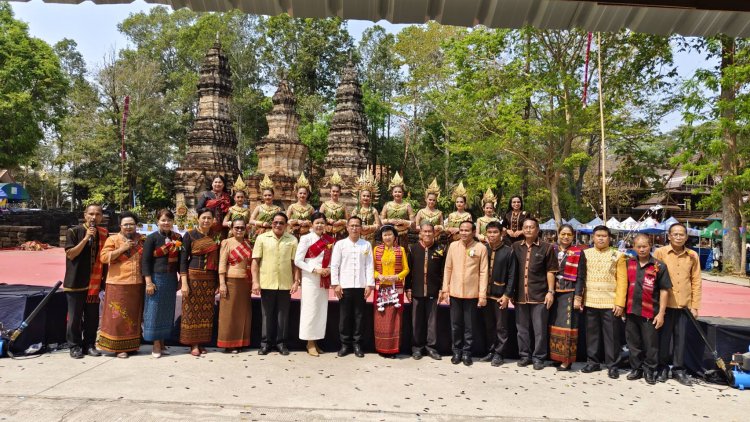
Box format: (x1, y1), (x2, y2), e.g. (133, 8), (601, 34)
(406, 222), (446, 360)
(480, 221), (517, 366)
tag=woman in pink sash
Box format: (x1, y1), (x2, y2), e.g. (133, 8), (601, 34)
(217, 217), (253, 353)
(294, 212), (334, 356)
(373, 225), (410, 358)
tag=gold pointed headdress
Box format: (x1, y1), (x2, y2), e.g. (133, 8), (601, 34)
(354, 166), (379, 200)
(259, 174), (274, 191)
(451, 181), (468, 201)
(294, 173), (311, 192)
(232, 175), (247, 194)
(388, 172), (405, 191)
(326, 170), (345, 188)
(482, 187), (497, 207)
(425, 178), (441, 199)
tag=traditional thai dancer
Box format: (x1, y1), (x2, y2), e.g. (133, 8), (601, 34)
(287, 173), (314, 239)
(223, 175), (251, 227)
(352, 167), (381, 246)
(249, 175), (281, 241)
(476, 188), (500, 243)
(445, 182), (472, 243)
(319, 171), (349, 240)
(415, 178), (444, 240)
(380, 172), (414, 247)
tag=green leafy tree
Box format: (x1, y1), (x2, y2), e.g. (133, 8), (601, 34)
(0, 3), (68, 169)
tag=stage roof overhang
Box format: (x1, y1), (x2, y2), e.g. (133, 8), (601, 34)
(11, 0), (750, 37)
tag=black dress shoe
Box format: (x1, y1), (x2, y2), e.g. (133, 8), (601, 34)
(657, 367), (669, 383)
(581, 363), (601, 373)
(480, 352), (494, 363)
(533, 361), (545, 370)
(673, 370), (692, 386)
(517, 357), (532, 367)
(627, 369), (644, 380)
(277, 344), (289, 356)
(462, 354), (473, 366)
(337, 345), (351, 357)
(258, 346), (272, 355)
(69, 346), (84, 359)
(644, 369), (657, 385)
(84, 346), (101, 357)
(451, 352), (462, 365)
(491, 354), (504, 367)
(608, 366), (620, 379)
(353, 344), (364, 358)
(412, 350), (423, 360)
(426, 349), (442, 360)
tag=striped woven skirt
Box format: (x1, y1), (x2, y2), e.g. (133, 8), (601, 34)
(180, 269), (218, 345)
(549, 291), (579, 365)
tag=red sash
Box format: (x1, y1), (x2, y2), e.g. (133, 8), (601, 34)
(87, 227), (108, 303)
(192, 232), (220, 271)
(153, 232), (182, 272)
(206, 192), (231, 214)
(115, 234), (145, 264)
(374, 245), (404, 288)
(561, 246), (583, 282)
(626, 258), (657, 319)
(228, 240), (253, 281)
(304, 234), (335, 288)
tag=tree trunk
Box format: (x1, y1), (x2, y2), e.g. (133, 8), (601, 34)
(719, 36), (741, 274)
(549, 171), (562, 225)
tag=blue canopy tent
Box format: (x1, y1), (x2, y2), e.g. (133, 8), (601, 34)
(0, 188), (7, 208)
(539, 218), (557, 231)
(566, 218), (583, 230)
(578, 217), (604, 234)
(0, 183), (29, 202)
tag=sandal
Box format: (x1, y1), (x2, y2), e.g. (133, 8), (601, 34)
(199, 346), (207, 355)
(190, 347), (201, 357)
(117, 352), (129, 359)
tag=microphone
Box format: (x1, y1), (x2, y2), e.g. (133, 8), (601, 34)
(88, 221), (94, 246)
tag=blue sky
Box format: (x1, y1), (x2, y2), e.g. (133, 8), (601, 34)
(10, 0), (712, 131)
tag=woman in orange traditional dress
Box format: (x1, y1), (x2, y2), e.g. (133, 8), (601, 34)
(373, 225), (410, 358)
(217, 217), (253, 353)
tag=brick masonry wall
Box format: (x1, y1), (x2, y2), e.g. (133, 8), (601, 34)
(0, 210), (79, 247)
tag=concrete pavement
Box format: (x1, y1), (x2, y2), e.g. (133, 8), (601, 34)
(0, 346), (746, 421)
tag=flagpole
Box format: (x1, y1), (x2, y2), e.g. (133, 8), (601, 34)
(121, 96), (130, 211)
(597, 33), (607, 222)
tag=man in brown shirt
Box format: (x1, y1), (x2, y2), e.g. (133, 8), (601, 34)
(653, 223), (702, 386)
(441, 221), (488, 366)
(511, 218), (558, 370)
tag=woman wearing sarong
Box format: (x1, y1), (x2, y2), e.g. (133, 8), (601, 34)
(380, 172), (414, 247)
(476, 188), (500, 243)
(373, 225), (410, 358)
(549, 223), (586, 371)
(180, 207), (220, 356)
(142, 209), (181, 358)
(223, 176), (251, 228)
(196, 175), (231, 235)
(294, 212), (334, 356)
(98, 211), (145, 358)
(217, 217), (253, 353)
(414, 178), (444, 239)
(352, 167), (381, 246)
(445, 182), (472, 243)
(249, 175), (281, 242)
(287, 173), (314, 239)
(502, 195), (528, 244)
(319, 171), (349, 241)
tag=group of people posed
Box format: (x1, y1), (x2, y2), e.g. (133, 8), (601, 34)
(62, 169), (701, 386)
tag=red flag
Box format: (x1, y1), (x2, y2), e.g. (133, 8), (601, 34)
(121, 96), (130, 161)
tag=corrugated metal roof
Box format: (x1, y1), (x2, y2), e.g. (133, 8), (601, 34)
(13, 0), (750, 37)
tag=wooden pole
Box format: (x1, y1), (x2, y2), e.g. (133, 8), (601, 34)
(597, 33), (607, 222)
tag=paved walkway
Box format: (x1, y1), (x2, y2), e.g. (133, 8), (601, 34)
(0, 347), (746, 421)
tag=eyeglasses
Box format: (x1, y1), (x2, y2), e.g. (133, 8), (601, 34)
(272, 221), (286, 226)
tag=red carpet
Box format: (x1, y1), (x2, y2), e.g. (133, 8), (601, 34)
(1, 247), (748, 318)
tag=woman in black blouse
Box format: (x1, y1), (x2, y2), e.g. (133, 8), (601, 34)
(142, 209), (182, 358)
(502, 195), (528, 244)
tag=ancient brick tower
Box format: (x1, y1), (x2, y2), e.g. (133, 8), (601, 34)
(174, 39), (240, 209)
(246, 80), (308, 210)
(321, 61), (370, 208)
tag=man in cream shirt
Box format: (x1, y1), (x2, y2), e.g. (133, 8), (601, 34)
(331, 216), (375, 357)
